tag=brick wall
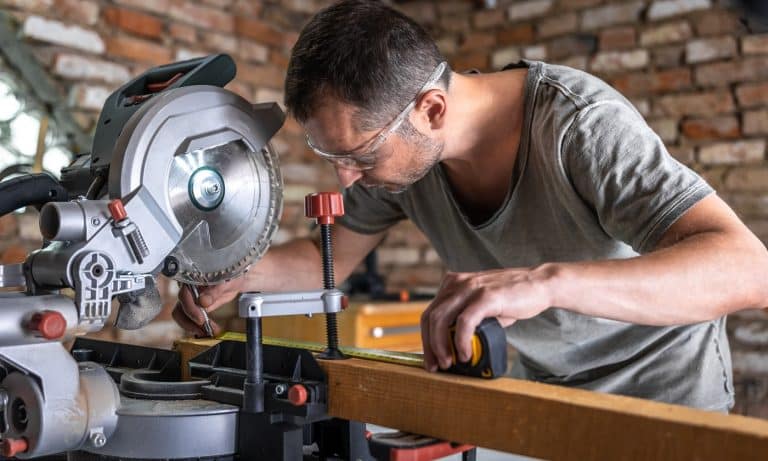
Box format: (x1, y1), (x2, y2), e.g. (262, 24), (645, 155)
(1, 0), (768, 416)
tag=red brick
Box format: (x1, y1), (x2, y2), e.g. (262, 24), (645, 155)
(736, 82), (768, 109)
(438, 1), (473, 16)
(722, 193), (768, 218)
(668, 146), (694, 164)
(725, 168), (768, 192)
(2, 0), (52, 14)
(599, 26), (636, 51)
(436, 36), (459, 56)
(169, 22), (196, 44)
(744, 109), (768, 135)
(653, 46), (685, 68)
(106, 35), (171, 66)
(590, 49), (648, 74)
(204, 31), (238, 54)
(508, 0), (554, 22)
(743, 35), (768, 56)
(648, 0), (712, 20)
(653, 67), (692, 92)
(537, 12), (579, 39)
(237, 63), (285, 89)
(113, 0), (169, 15)
(225, 80), (253, 100)
(648, 118), (678, 143)
(233, 0), (262, 16)
(682, 116), (741, 140)
(473, 8), (506, 29)
(450, 52), (489, 72)
(239, 40), (268, 64)
(397, 2), (437, 25)
(459, 32), (496, 52)
(1, 245), (27, 264)
(639, 21), (692, 47)
(168, 3), (233, 33)
(492, 47), (521, 69)
(699, 140), (765, 165)
(693, 9), (745, 36)
(55, 0), (99, 25)
(497, 24), (534, 45)
(695, 58), (768, 87)
(581, 1), (643, 30)
(440, 15), (470, 34)
(559, 0), (602, 8)
(104, 6), (163, 39)
(656, 90), (734, 117)
(548, 34), (597, 61)
(269, 50), (290, 70)
(0, 215), (18, 239)
(686, 36), (738, 64)
(235, 17), (287, 48)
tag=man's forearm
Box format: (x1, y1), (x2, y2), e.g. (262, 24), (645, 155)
(241, 238), (325, 292)
(547, 231), (768, 325)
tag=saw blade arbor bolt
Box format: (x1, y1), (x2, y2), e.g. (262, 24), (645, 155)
(305, 192), (346, 360)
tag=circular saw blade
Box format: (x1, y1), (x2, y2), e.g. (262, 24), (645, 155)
(168, 139), (282, 285)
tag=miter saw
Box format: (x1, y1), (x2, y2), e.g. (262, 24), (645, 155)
(0, 54), (363, 460)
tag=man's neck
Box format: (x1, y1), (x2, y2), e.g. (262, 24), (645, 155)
(436, 69), (529, 223)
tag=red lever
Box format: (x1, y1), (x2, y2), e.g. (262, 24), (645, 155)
(288, 384), (308, 406)
(305, 192), (344, 225)
(28, 310), (67, 340)
(108, 199), (127, 222)
(2, 437), (28, 457)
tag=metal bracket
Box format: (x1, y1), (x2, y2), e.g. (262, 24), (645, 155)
(73, 251), (147, 329)
(238, 289), (344, 318)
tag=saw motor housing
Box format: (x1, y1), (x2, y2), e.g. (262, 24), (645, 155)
(0, 54), (286, 458)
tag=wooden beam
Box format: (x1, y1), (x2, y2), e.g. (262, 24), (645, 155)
(322, 358), (768, 460)
(176, 337), (768, 460)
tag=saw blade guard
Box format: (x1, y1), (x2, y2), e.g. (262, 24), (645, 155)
(109, 86), (285, 285)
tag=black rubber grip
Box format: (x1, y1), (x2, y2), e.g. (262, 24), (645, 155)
(0, 173), (68, 216)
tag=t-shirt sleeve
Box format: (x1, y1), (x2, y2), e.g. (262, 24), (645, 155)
(562, 100), (714, 254)
(337, 183), (407, 234)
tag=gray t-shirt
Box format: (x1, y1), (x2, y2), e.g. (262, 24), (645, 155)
(338, 60), (733, 411)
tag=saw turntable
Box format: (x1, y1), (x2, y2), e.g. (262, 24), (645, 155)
(0, 53), (371, 460)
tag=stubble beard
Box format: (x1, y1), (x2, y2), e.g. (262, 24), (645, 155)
(361, 121), (443, 194)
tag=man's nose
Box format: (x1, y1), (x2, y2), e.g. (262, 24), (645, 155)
(335, 166), (363, 188)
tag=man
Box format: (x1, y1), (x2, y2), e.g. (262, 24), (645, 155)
(175, 0), (768, 411)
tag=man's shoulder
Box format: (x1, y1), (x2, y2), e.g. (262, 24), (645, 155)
(532, 60), (632, 111)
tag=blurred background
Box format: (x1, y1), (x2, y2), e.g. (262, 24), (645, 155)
(0, 0), (767, 417)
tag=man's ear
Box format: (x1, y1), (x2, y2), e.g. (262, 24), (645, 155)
(415, 89), (447, 130)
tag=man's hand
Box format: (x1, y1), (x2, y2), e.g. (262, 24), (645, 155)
(172, 276), (248, 337)
(420, 267), (555, 372)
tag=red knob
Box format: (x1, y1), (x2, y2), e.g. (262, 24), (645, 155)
(2, 437), (28, 457)
(304, 192), (344, 225)
(28, 310), (67, 340)
(108, 199), (127, 222)
(288, 384), (308, 406)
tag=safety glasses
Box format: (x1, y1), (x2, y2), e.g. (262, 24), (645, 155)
(305, 61), (448, 171)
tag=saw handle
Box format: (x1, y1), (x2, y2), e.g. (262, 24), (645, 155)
(0, 173), (68, 216)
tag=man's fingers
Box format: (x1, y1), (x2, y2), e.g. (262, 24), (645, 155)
(453, 296), (500, 363)
(179, 285), (204, 320)
(172, 302), (204, 336)
(420, 310), (438, 372)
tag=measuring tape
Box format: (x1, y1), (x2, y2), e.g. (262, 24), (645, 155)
(218, 332), (425, 368)
(219, 319), (507, 379)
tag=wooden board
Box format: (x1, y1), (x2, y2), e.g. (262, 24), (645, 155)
(176, 337), (768, 460)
